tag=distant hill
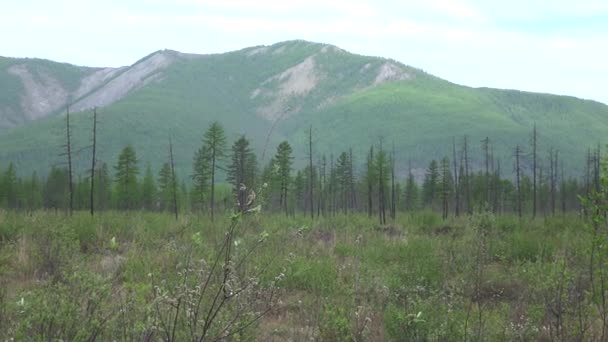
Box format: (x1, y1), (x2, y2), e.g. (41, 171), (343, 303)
(0, 40), (606, 179)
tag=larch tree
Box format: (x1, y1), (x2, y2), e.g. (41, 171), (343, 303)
(274, 141), (293, 216)
(227, 135), (257, 213)
(202, 121), (227, 220)
(114, 145), (140, 210)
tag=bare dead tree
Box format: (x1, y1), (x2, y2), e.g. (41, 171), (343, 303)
(308, 125), (314, 219)
(60, 104), (74, 216)
(482, 137), (490, 206)
(515, 145), (523, 218)
(463, 135), (472, 214)
(90, 107), (98, 216)
(390, 143), (396, 221)
(169, 137), (178, 220)
(531, 123), (538, 218)
(453, 137), (460, 216)
(349, 148), (357, 211)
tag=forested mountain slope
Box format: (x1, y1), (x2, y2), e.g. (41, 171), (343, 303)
(0, 40), (606, 177)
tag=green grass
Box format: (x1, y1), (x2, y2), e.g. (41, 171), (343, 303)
(0, 209), (605, 340)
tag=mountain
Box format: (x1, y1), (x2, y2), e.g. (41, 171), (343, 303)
(0, 40), (606, 178)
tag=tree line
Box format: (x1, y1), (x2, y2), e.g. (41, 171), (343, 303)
(0, 113), (601, 222)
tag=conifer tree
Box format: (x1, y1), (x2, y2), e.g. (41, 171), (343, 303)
(202, 121), (227, 220)
(114, 145), (140, 210)
(274, 141), (293, 216)
(227, 135), (257, 212)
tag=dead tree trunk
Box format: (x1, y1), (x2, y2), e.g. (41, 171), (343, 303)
(308, 126), (314, 219)
(63, 105), (74, 216)
(169, 137), (178, 220)
(515, 145), (523, 218)
(90, 107), (98, 216)
(453, 137), (460, 216)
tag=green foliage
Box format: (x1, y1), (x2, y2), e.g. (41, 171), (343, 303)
(114, 145), (140, 210)
(318, 304), (353, 341)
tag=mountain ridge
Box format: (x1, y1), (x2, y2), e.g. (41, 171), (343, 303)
(0, 40), (606, 178)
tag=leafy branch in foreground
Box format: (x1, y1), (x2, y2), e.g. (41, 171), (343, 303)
(150, 183), (282, 341)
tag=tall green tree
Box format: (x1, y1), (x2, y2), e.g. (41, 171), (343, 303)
(114, 145), (140, 210)
(274, 141), (293, 216)
(202, 121), (227, 220)
(227, 135), (257, 212)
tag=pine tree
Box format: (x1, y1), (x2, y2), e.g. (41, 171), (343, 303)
(227, 135), (257, 212)
(274, 141), (293, 216)
(202, 121), (227, 220)
(114, 145), (140, 210)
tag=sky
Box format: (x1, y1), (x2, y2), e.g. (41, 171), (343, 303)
(1, 0), (607, 104)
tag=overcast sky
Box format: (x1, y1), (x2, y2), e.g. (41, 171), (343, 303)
(2, 0), (607, 104)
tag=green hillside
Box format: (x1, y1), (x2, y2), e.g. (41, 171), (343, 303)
(0, 40), (606, 179)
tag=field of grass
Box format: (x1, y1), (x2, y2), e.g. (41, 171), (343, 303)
(1, 208), (607, 341)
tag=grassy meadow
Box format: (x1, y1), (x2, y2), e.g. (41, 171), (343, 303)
(1, 209), (606, 341)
